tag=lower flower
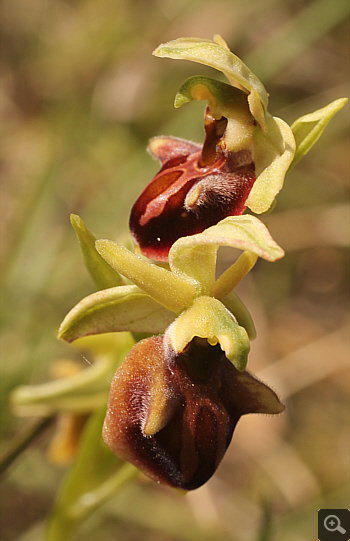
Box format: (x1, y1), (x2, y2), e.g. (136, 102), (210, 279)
(103, 335), (284, 490)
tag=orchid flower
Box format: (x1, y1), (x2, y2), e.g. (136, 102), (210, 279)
(129, 36), (346, 261)
(53, 214), (286, 488)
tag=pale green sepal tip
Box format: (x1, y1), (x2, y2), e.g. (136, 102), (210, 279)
(58, 284), (176, 343)
(95, 239), (197, 313)
(11, 335), (134, 417)
(70, 214), (122, 290)
(290, 97), (348, 168)
(165, 296), (250, 371)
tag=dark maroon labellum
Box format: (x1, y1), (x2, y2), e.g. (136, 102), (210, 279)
(103, 337), (284, 490)
(129, 111), (256, 261)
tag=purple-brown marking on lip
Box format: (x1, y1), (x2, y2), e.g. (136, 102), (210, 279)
(129, 112), (256, 261)
(103, 336), (284, 490)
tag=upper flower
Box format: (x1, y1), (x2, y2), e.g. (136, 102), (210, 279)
(129, 36), (347, 262)
(130, 36), (296, 260)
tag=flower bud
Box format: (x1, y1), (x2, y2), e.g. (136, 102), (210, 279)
(103, 336), (284, 490)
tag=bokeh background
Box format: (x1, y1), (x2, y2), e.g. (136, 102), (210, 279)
(1, 0), (349, 540)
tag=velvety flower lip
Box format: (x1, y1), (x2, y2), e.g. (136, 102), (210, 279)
(102, 336), (284, 490)
(130, 118), (256, 261)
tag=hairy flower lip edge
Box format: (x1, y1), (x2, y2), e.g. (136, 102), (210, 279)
(102, 335), (285, 490)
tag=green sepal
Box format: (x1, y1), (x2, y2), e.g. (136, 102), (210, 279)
(58, 285), (176, 343)
(153, 35), (268, 132)
(71, 215), (122, 290)
(245, 115), (296, 213)
(95, 239), (197, 312)
(165, 296), (250, 371)
(290, 98), (348, 168)
(169, 215), (284, 298)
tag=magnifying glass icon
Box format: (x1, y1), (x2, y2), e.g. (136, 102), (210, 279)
(324, 515), (346, 534)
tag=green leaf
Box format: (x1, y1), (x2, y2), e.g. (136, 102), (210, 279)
(96, 239), (197, 312)
(153, 35), (268, 132)
(165, 296), (250, 371)
(46, 406), (138, 541)
(290, 98), (348, 168)
(71, 215), (122, 290)
(58, 285), (176, 343)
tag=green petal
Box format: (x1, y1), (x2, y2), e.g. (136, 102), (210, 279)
(58, 285), (176, 343)
(153, 35), (268, 131)
(245, 115), (296, 213)
(212, 251), (258, 300)
(70, 215), (122, 290)
(291, 98), (348, 168)
(165, 296), (250, 371)
(169, 215), (284, 297)
(96, 239), (197, 312)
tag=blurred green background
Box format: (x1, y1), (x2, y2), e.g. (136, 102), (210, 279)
(1, 0), (349, 540)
